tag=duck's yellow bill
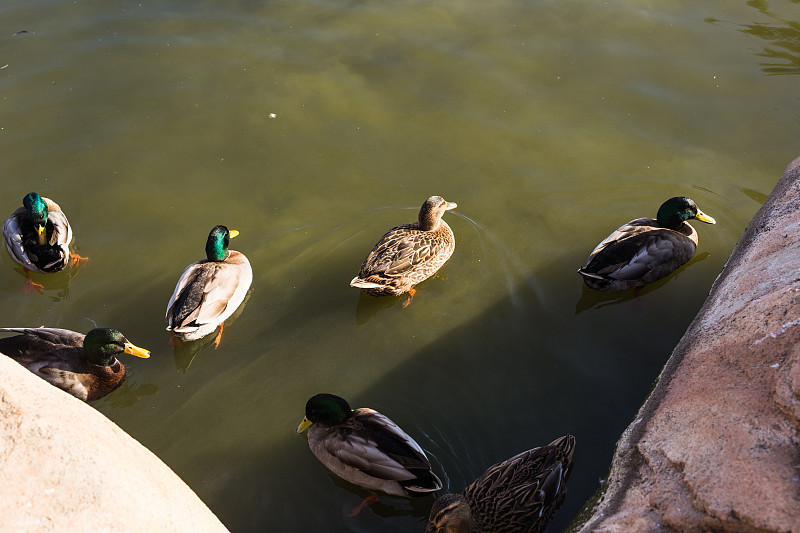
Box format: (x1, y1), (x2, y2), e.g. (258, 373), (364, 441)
(229, 229), (240, 238)
(36, 224), (47, 245)
(296, 416), (312, 434)
(445, 202), (457, 210)
(124, 342), (151, 359)
(695, 211), (716, 224)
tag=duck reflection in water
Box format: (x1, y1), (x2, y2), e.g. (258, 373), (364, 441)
(170, 289), (251, 373)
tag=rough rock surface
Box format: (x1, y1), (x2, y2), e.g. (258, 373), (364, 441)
(574, 157), (800, 532)
(0, 355), (229, 533)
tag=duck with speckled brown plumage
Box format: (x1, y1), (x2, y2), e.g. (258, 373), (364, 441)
(426, 435), (576, 533)
(350, 195), (457, 307)
(0, 327), (150, 401)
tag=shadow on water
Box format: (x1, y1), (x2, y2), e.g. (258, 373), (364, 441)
(739, 186), (770, 205)
(706, 0), (800, 76)
(196, 270), (692, 532)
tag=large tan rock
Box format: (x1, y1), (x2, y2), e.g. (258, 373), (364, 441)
(0, 355), (228, 533)
(574, 157), (800, 532)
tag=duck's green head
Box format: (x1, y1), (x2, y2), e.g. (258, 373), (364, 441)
(419, 195), (457, 231)
(296, 393), (352, 433)
(656, 197), (716, 230)
(83, 328), (151, 367)
(22, 192), (49, 245)
(205, 225), (239, 262)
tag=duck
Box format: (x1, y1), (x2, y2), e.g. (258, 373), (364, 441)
(297, 393), (442, 515)
(350, 195), (457, 307)
(577, 196), (716, 291)
(0, 327), (150, 401)
(166, 225), (252, 348)
(3, 192), (87, 291)
(426, 435), (576, 533)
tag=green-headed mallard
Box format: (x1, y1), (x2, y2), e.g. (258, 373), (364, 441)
(577, 196), (716, 291)
(350, 195), (457, 307)
(3, 192), (87, 291)
(297, 393), (442, 514)
(426, 435), (576, 533)
(0, 327), (150, 401)
(166, 225), (252, 347)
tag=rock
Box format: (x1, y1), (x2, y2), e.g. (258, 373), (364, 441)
(574, 157), (800, 533)
(0, 354), (229, 533)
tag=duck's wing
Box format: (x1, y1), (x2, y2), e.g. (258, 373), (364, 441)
(359, 224), (441, 279)
(326, 410), (441, 490)
(0, 327), (84, 349)
(166, 258), (250, 331)
(3, 208), (34, 269)
(584, 218), (653, 259)
(586, 231), (694, 281)
(464, 436), (575, 533)
(43, 198), (73, 248)
(0, 327), (87, 372)
(581, 219), (695, 281)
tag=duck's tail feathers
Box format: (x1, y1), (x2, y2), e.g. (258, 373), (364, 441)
(350, 277), (384, 289)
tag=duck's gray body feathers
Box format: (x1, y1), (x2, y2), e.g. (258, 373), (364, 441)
(307, 407), (442, 497)
(578, 218), (697, 291)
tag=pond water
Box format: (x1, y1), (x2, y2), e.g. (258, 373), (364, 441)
(1, 0), (799, 531)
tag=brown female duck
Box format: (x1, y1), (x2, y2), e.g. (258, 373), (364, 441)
(426, 435), (575, 533)
(350, 195), (457, 307)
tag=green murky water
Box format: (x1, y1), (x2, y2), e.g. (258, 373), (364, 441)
(1, 1), (798, 531)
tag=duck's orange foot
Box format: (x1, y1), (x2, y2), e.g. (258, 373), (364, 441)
(401, 287), (417, 309)
(23, 277), (44, 294)
(169, 335), (185, 348)
(348, 493), (379, 517)
(70, 253), (89, 268)
(213, 323), (225, 349)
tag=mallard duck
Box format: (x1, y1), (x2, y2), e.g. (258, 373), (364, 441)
(166, 225), (252, 348)
(297, 393), (442, 514)
(0, 327), (150, 401)
(350, 195), (457, 307)
(3, 192), (87, 291)
(577, 196), (716, 291)
(426, 435), (576, 533)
